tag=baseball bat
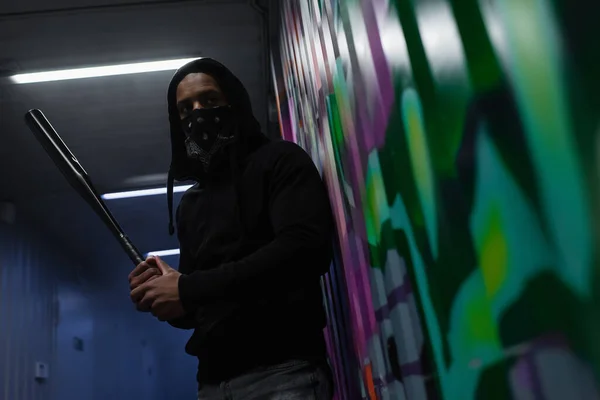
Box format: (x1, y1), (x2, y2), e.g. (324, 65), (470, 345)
(24, 109), (144, 266)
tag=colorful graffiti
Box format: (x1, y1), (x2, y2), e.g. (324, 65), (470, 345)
(272, 0), (600, 399)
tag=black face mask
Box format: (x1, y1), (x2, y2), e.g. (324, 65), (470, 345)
(181, 106), (236, 171)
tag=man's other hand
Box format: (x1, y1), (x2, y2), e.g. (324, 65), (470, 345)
(128, 256), (162, 312)
(129, 256), (185, 321)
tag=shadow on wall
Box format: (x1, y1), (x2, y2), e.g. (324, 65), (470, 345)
(272, 0), (600, 399)
(0, 220), (197, 400)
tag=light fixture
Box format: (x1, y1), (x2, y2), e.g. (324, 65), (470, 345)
(146, 248), (180, 257)
(101, 184), (193, 200)
(11, 57), (198, 84)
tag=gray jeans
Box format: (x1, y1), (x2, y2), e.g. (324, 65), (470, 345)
(197, 359), (334, 400)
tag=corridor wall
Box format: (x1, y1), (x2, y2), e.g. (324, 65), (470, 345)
(0, 218), (165, 400)
(0, 223), (66, 400)
(271, 0), (600, 399)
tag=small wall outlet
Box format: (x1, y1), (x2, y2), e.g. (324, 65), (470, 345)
(34, 362), (49, 380)
(73, 337), (84, 352)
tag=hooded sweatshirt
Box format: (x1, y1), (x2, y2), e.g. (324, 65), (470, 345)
(165, 58), (334, 384)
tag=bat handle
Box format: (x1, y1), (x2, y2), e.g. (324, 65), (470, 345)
(121, 234), (145, 265)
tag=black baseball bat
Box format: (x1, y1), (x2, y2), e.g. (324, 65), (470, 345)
(24, 109), (144, 266)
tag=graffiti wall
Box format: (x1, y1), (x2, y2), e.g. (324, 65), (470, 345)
(272, 0), (600, 399)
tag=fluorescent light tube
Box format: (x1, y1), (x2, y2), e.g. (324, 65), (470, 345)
(101, 184), (193, 200)
(11, 57), (198, 84)
(146, 248), (180, 257)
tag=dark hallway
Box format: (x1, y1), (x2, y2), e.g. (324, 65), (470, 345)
(1, 0), (599, 399)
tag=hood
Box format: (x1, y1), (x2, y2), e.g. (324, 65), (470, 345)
(166, 58), (269, 235)
(167, 57), (268, 181)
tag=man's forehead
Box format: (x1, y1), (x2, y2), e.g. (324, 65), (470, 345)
(178, 72), (220, 89)
(176, 73), (223, 103)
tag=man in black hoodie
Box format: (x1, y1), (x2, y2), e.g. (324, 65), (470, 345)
(128, 58), (335, 399)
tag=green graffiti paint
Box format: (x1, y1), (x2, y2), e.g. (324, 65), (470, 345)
(401, 88), (438, 259)
(498, 0), (592, 297)
(274, 0), (600, 397)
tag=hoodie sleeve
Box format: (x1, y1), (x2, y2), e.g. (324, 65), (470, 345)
(177, 141), (334, 306)
(168, 204), (198, 329)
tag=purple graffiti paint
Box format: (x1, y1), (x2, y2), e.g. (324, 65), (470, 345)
(361, 0), (394, 147)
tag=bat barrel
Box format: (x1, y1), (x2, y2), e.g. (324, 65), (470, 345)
(25, 109), (144, 266)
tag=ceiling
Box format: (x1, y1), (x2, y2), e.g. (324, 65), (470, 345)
(0, 0), (273, 279)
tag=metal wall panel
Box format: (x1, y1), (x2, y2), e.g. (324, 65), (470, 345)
(0, 221), (167, 400)
(0, 223), (58, 400)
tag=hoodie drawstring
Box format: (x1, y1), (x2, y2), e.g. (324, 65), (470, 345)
(167, 168), (175, 236)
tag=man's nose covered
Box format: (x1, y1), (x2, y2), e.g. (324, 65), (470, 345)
(184, 109), (223, 143)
